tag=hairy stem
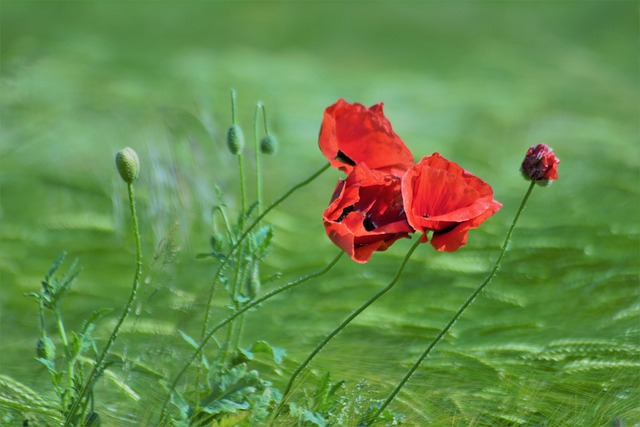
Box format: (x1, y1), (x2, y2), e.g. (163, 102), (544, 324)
(64, 182), (142, 426)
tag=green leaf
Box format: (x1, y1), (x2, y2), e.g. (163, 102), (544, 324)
(178, 330), (199, 350)
(248, 341), (286, 365)
(199, 365), (263, 418)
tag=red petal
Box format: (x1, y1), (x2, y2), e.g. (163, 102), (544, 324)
(318, 99), (414, 176)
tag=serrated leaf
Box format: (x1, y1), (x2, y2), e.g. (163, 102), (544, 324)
(45, 252), (67, 281)
(199, 365), (263, 418)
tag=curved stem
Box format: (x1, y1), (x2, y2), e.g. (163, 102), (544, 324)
(158, 251), (344, 424)
(367, 181), (536, 424)
(64, 183), (143, 426)
(270, 237), (422, 423)
(199, 162), (331, 340)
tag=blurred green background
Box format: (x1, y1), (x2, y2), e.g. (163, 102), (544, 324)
(1, 1), (638, 425)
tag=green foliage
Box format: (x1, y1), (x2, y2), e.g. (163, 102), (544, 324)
(286, 375), (404, 426)
(2, 4), (638, 423)
(13, 255), (141, 426)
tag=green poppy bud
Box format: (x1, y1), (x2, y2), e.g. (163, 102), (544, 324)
(226, 124), (245, 155)
(259, 134), (279, 155)
(209, 232), (225, 251)
(36, 336), (56, 361)
(115, 147), (140, 184)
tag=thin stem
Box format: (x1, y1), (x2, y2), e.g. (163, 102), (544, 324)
(270, 238), (422, 423)
(212, 205), (233, 236)
(237, 154), (247, 230)
(260, 104), (270, 135)
(230, 89), (238, 125)
(255, 102), (263, 215)
(54, 307), (75, 412)
(367, 181), (536, 424)
(157, 251), (344, 424)
(38, 302), (46, 338)
(199, 162), (331, 340)
(64, 182), (143, 426)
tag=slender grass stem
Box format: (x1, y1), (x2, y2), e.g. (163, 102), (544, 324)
(157, 251), (344, 424)
(64, 182), (142, 426)
(367, 181), (536, 424)
(270, 237), (422, 423)
(199, 162), (331, 341)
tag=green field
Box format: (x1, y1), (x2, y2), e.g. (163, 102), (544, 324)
(1, 2), (638, 426)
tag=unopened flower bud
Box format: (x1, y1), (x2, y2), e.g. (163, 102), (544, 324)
(226, 124), (245, 155)
(259, 134), (279, 155)
(115, 147), (140, 184)
(209, 232), (225, 251)
(36, 336), (56, 361)
(520, 143), (560, 185)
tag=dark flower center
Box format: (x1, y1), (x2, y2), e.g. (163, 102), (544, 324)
(337, 206), (355, 222)
(363, 217), (377, 231)
(335, 150), (356, 166)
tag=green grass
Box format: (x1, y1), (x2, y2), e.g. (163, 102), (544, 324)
(1, 2), (638, 426)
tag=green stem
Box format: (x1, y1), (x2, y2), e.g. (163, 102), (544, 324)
(238, 154), (247, 230)
(270, 237), (422, 423)
(54, 307), (75, 412)
(38, 302), (46, 338)
(158, 251), (344, 424)
(199, 162), (331, 341)
(64, 182), (143, 427)
(230, 89), (238, 125)
(255, 102), (263, 215)
(260, 103), (270, 135)
(367, 181), (536, 424)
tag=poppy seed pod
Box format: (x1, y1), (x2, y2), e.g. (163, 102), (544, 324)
(259, 134), (279, 155)
(36, 336), (56, 361)
(226, 124), (245, 155)
(115, 147), (140, 184)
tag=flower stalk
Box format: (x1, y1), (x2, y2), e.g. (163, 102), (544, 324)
(270, 237), (422, 423)
(366, 180), (537, 424)
(64, 179), (143, 426)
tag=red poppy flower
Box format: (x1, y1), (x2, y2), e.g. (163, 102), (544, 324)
(402, 153), (502, 252)
(323, 164), (413, 263)
(520, 143), (560, 184)
(318, 99), (414, 176)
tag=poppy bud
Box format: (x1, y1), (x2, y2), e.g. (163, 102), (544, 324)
(209, 232), (225, 251)
(520, 143), (560, 185)
(36, 336), (56, 361)
(226, 124), (245, 155)
(259, 134), (279, 155)
(115, 147), (140, 184)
